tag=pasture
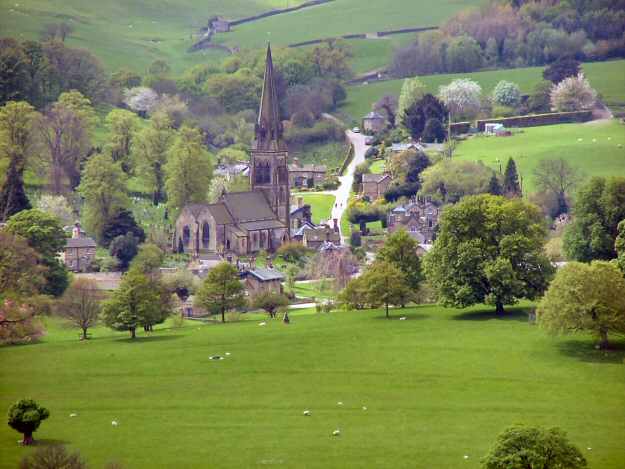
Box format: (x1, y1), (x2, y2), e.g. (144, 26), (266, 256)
(455, 119), (625, 194)
(0, 0), (304, 73)
(342, 60), (625, 122)
(215, 0), (481, 50)
(1, 306), (624, 468)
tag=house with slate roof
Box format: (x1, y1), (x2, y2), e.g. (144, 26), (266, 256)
(173, 45), (292, 258)
(361, 173), (392, 201)
(362, 111), (386, 134)
(245, 267), (285, 296)
(288, 158), (327, 188)
(387, 199), (440, 243)
(63, 222), (97, 272)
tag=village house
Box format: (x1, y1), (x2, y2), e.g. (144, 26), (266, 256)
(303, 221), (341, 249)
(288, 158), (327, 188)
(362, 111), (386, 134)
(245, 267), (285, 296)
(172, 46), (291, 259)
(63, 222), (97, 272)
(361, 173), (392, 201)
(290, 196), (313, 231)
(387, 199), (440, 243)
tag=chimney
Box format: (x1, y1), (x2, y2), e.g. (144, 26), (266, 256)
(333, 219), (339, 233)
(297, 196), (304, 208)
(72, 221), (82, 239)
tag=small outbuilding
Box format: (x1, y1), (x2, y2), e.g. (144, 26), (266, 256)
(246, 268), (285, 296)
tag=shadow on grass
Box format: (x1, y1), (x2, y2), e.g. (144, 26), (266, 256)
(115, 334), (183, 343)
(32, 439), (70, 447)
(557, 339), (625, 364)
(452, 306), (530, 322)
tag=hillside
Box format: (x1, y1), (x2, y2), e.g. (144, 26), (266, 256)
(342, 60), (625, 122)
(0, 0), (306, 73)
(0, 0), (480, 74)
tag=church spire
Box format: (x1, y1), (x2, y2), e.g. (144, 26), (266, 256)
(255, 43), (284, 151)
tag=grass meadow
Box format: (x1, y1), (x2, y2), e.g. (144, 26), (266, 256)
(455, 119), (625, 194)
(292, 193), (335, 224)
(1, 306), (624, 468)
(342, 60), (625, 122)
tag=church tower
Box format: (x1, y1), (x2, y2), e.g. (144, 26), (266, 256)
(251, 44), (290, 230)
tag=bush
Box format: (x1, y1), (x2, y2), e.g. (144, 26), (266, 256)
(350, 230), (362, 247)
(491, 105), (516, 118)
(365, 146), (379, 159)
(321, 175), (340, 190)
(284, 121), (345, 145)
(422, 118), (446, 143)
(276, 242), (312, 264)
(20, 445), (87, 469)
(109, 233), (139, 270)
(550, 73), (597, 112)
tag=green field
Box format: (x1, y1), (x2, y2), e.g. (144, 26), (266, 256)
(292, 141), (348, 172)
(293, 193), (335, 224)
(0, 0), (305, 73)
(342, 60), (625, 122)
(1, 306), (624, 468)
(455, 119), (625, 194)
(291, 279), (336, 299)
(216, 0), (481, 50)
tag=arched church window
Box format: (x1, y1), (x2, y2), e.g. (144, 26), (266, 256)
(202, 222), (210, 248)
(182, 226), (191, 246)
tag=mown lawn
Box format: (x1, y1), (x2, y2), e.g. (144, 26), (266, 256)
(1, 305), (624, 468)
(292, 193), (335, 224)
(369, 159), (386, 174)
(342, 60), (625, 122)
(455, 119), (625, 194)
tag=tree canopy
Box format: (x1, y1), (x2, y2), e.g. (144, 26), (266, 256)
(7, 398), (50, 445)
(424, 194), (553, 314)
(377, 229), (423, 291)
(537, 261), (625, 349)
(563, 176), (625, 261)
(196, 262), (245, 323)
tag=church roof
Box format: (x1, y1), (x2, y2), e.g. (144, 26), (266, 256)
(221, 191), (276, 223)
(253, 44), (286, 152)
(240, 219), (286, 231)
(206, 203), (234, 225)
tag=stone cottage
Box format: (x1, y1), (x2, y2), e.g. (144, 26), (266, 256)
(288, 159), (327, 188)
(361, 173), (392, 201)
(64, 222), (97, 272)
(362, 111), (386, 134)
(245, 267), (285, 296)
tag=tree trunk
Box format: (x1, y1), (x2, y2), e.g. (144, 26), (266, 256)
(22, 432), (33, 445)
(385, 302), (389, 318)
(81, 328), (88, 340)
(221, 308), (226, 323)
(130, 327), (136, 339)
(599, 328), (609, 349)
(495, 301), (505, 315)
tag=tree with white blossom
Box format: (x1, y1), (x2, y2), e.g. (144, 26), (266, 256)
(550, 73), (597, 112)
(492, 80), (521, 108)
(438, 79), (482, 120)
(123, 87), (158, 115)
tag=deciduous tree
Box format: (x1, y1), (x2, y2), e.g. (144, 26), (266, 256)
(377, 229), (423, 291)
(197, 262), (245, 323)
(537, 261), (625, 349)
(373, 95), (398, 128)
(109, 233), (139, 270)
(6, 208), (68, 296)
(398, 77), (426, 123)
(132, 112), (174, 204)
(543, 57), (581, 84)
(57, 278), (102, 340)
(492, 80), (522, 107)
(20, 445), (86, 469)
(105, 109), (139, 172)
(360, 260), (410, 318)
(0, 299), (44, 345)
(78, 153), (129, 242)
(0, 101), (38, 221)
(251, 291), (289, 318)
(419, 159), (492, 203)
(7, 399), (49, 445)
(401, 94), (448, 141)
(438, 79), (482, 120)
(0, 232), (46, 296)
(424, 194), (554, 314)
(563, 176), (625, 261)
(482, 425), (587, 469)
(533, 158), (582, 215)
(550, 73), (597, 111)
(165, 126), (213, 213)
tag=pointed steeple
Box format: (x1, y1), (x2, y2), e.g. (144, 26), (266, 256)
(255, 44), (285, 151)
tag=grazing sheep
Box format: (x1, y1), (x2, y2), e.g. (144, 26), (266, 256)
(332, 429), (340, 436)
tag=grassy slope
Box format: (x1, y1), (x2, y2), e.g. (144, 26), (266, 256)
(1, 308), (624, 468)
(455, 119), (625, 193)
(292, 141), (348, 172)
(216, 0), (481, 49)
(342, 60), (625, 122)
(293, 193), (335, 224)
(369, 159), (385, 174)
(0, 0), (304, 73)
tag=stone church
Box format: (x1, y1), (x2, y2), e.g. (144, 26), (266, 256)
(173, 45), (292, 258)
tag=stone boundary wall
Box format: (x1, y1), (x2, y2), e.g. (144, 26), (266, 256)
(475, 111), (593, 131)
(230, 0), (334, 26)
(289, 26), (438, 48)
(450, 122), (471, 135)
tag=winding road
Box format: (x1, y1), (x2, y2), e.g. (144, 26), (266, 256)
(329, 130), (368, 239)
